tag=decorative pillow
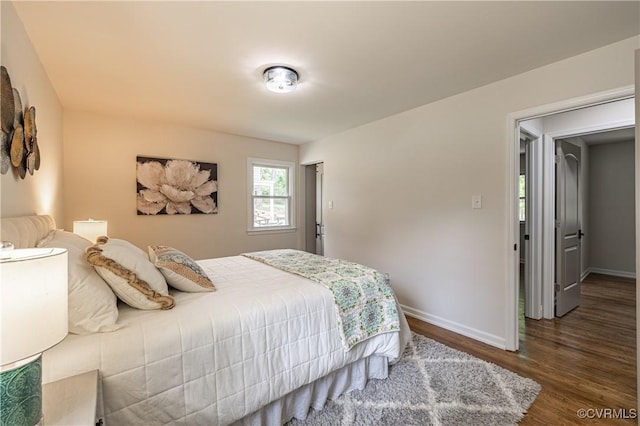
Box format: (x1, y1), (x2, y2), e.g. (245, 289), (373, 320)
(85, 237), (174, 310)
(36, 229), (56, 247)
(39, 230), (121, 334)
(148, 245), (216, 292)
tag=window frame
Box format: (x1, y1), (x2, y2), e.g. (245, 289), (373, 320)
(247, 158), (296, 234)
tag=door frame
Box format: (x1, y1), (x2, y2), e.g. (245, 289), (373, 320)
(315, 162), (324, 255)
(303, 164), (317, 253)
(541, 121), (635, 319)
(505, 85), (635, 351)
(302, 161), (325, 254)
(519, 126), (543, 320)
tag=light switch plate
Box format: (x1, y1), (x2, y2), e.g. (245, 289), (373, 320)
(472, 195), (482, 209)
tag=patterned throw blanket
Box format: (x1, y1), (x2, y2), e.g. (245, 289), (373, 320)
(243, 249), (400, 350)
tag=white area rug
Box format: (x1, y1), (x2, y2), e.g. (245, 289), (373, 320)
(288, 332), (540, 425)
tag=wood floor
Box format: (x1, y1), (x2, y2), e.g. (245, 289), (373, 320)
(407, 273), (637, 425)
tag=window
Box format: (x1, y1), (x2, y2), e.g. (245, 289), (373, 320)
(519, 174), (526, 222)
(248, 158), (295, 232)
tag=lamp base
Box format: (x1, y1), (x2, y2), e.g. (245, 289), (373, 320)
(0, 354), (43, 426)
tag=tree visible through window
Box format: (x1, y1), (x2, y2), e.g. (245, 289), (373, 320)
(519, 174), (526, 222)
(249, 159), (295, 230)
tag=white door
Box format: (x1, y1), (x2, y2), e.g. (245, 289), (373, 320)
(555, 140), (582, 316)
(315, 163), (324, 256)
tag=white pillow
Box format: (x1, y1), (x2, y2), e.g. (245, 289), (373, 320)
(86, 237), (174, 310)
(148, 245), (216, 292)
(40, 230), (121, 334)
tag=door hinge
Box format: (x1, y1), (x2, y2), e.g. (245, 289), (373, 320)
(554, 283), (560, 292)
(555, 154), (561, 163)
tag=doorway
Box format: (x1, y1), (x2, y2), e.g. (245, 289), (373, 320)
(519, 128), (543, 322)
(506, 89), (636, 351)
(304, 163), (324, 255)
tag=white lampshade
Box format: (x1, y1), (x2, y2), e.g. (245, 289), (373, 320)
(73, 219), (108, 243)
(0, 248), (68, 367)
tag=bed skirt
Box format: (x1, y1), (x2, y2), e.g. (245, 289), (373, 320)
(236, 355), (388, 426)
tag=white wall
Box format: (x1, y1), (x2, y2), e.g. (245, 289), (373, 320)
(300, 37), (638, 348)
(0, 2), (63, 223)
(589, 140), (636, 276)
(63, 110), (301, 260)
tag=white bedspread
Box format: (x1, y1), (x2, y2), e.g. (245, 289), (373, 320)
(42, 256), (408, 425)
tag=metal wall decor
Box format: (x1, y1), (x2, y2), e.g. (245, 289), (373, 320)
(136, 156), (218, 215)
(1, 66), (39, 178)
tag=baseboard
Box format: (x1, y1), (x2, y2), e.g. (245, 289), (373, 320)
(400, 304), (506, 350)
(583, 267), (636, 280)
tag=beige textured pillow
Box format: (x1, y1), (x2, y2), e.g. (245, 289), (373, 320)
(86, 237), (174, 310)
(148, 245), (215, 292)
(40, 230), (121, 334)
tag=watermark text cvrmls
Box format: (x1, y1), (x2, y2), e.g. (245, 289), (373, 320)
(577, 408), (637, 420)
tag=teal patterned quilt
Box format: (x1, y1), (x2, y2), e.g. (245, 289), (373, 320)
(242, 249), (400, 350)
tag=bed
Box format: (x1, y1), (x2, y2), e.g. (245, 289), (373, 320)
(0, 215), (410, 425)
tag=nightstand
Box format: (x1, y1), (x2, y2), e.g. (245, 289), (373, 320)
(42, 370), (99, 426)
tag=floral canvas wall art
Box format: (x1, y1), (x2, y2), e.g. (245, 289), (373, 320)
(136, 156), (218, 215)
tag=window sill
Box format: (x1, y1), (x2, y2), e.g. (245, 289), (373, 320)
(247, 227), (297, 236)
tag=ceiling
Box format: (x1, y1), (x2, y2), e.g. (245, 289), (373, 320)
(580, 127), (635, 145)
(11, 1), (640, 145)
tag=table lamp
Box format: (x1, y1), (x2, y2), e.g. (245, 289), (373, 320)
(0, 248), (68, 426)
(72, 219), (108, 243)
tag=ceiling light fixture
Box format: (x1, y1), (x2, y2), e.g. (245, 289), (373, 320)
(263, 66), (298, 93)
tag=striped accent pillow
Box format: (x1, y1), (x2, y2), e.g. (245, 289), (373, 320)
(148, 245), (215, 292)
